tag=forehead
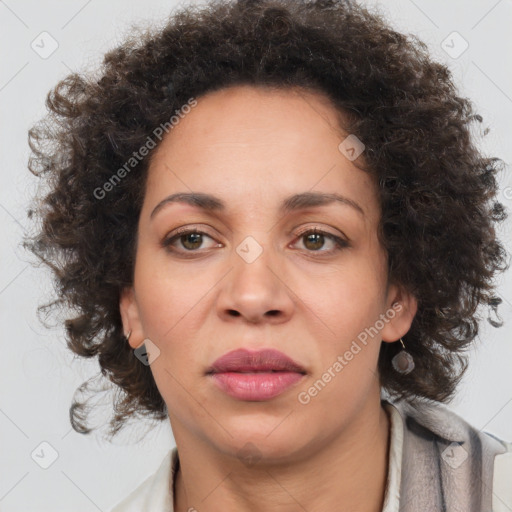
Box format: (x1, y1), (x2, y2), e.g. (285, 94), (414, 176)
(144, 85), (378, 223)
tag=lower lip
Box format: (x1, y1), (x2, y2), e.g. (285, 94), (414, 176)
(210, 371), (305, 401)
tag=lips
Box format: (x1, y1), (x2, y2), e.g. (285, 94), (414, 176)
(207, 348), (306, 401)
(207, 348), (306, 374)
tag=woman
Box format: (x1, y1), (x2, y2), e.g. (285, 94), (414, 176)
(25, 0), (512, 510)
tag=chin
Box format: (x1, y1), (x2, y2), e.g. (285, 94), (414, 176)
(213, 420), (310, 465)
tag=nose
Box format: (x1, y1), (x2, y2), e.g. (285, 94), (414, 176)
(216, 240), (295, 325)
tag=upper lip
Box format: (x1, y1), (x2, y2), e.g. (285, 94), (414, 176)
(207, 348), (306, 374)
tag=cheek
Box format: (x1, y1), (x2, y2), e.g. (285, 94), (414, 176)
(132, 254), (218, 397)
(133, 263), (204, 410)
(298, 265), (385, 338)
(298, 270), (385, 401)
(293, 262), (387, 388)
(133, 248), (213, 339)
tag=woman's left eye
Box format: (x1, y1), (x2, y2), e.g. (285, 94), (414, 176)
(292, 228), (349, 253)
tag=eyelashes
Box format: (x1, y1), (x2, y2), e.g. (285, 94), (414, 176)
(161, 225), (350, 257)
(292, 227), (349, 253)
(162, 228), (220, 252)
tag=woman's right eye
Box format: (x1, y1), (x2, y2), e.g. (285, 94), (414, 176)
(162, 229), (221, 253)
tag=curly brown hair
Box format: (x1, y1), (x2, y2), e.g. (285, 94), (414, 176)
(24, 0), (509, 438)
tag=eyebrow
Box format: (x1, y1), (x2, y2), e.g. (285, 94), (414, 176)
(150, 191), (365, 219)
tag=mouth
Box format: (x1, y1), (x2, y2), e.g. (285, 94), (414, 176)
(206, 348), (306, 374)
(206, 348), (307, 401)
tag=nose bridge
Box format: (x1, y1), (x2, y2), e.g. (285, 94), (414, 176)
(216, 231), (293, 323)
(232, 232), (280, 298)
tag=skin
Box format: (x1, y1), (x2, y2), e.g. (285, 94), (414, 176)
(120, 85), (418, 512)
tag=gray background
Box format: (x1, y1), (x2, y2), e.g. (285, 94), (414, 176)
(1, 0), (511, 510)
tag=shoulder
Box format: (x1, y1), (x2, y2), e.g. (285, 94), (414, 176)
(491, 437), (512, 511)
(386, 397), (511, 449)
(384, 398), (512, 510)
(110, 447), (178, 512)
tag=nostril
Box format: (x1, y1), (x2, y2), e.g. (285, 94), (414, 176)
(266, 310), (280, 316)
(228, 310), (240, 317)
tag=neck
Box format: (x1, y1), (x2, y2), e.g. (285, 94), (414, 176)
(173, 396), (390, 512)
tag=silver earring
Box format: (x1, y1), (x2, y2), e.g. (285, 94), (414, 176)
(391, 337), (415, 374)
(124, 330), (132, 342)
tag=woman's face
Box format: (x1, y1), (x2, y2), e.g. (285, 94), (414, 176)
(120, 85), (417, 461)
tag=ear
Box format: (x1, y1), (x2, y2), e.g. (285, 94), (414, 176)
(380, 283), (418, 343)
(119, 286), (145, 349)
